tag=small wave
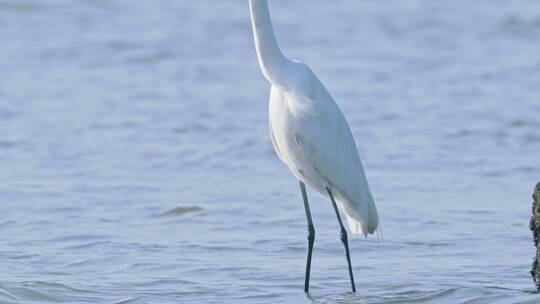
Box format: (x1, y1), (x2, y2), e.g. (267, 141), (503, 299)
(186, 243), (254, 253)
(403, 241), (452, 248)
(379, 288), (458, 303)
(45, 234), (109, 243)
(305, 288), (459, 304)
(0, 281), (93, 303)
(109, 297), (143, 304)
(0, 140), (18, 148)
(0, 2), (47, 13)
(509, 119), (528, 128)
(285, 245), (306, 252)
(501, 15), (540, 38)
(162, 206), (203, 216)
(0, 282), (17, 301)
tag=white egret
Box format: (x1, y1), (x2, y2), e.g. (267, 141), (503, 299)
(248, 0), (379, 293)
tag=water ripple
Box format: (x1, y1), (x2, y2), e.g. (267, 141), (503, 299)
(161, 206), (203, 216)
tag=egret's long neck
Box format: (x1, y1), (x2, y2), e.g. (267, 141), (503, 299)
(249, 0), (289, 85)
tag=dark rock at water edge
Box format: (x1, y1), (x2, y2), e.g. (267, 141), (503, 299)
(529, 182), (540, 290)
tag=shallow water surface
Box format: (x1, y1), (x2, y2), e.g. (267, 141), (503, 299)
(1, 0), (540, 303)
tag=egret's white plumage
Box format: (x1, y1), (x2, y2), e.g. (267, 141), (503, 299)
(249, 0), (379, 237)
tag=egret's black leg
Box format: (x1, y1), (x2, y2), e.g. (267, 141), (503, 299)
(299, 181), (315, 293)
(326, 187), (356, 292)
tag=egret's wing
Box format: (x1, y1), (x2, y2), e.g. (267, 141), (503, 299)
(285, 90), (377, 234)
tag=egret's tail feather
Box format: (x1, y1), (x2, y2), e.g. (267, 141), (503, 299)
(344, 214), (368, 237)
(367, 192), (379, 234)
(340, 192), (379, 237)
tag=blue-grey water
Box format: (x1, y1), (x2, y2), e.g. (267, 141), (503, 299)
(1, 0), (539, 303)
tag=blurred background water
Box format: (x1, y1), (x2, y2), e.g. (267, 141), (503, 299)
(0, 0), (539, 303)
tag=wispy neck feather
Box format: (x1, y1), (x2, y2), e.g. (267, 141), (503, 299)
(249, 0), (289, 85)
